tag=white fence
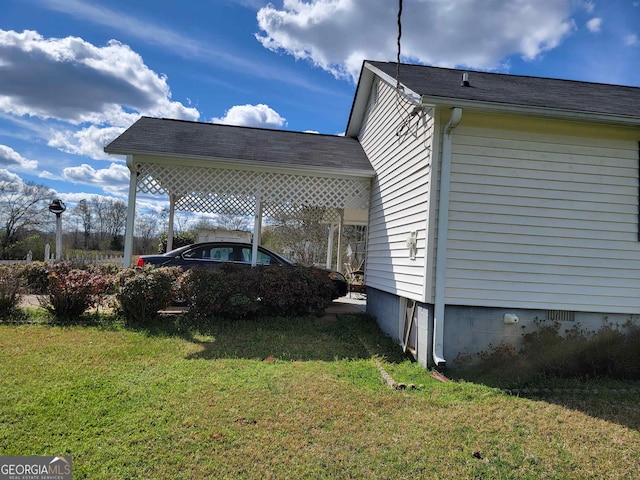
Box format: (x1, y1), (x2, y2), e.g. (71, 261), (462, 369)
(1, 248), (124, 266)
(0, 260), (30, 265)
(68, 254), (125, 265)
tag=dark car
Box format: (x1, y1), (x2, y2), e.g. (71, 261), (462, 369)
(135, 242), (348, 298)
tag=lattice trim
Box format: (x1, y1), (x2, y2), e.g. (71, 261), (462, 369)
(135, 162), (371, 215)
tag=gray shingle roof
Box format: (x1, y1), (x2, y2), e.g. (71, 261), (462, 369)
(369, 61), (640, 119)
(105, 117), (374, 174)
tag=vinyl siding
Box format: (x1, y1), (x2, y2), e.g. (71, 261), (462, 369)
(358, 79), (435, 301)
(446, 114), (640, 313)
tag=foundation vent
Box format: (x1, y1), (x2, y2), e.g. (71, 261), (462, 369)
(546, 310), (575, 322)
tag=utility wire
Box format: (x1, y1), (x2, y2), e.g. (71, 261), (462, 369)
(396, 0), (402, 88)
(395, 0), (416, 138)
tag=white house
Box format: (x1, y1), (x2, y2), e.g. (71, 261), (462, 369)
(347, 61), (640, 368)
(106, 61), (640, 368)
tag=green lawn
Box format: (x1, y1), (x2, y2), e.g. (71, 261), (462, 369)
(1, 313), (639, 479)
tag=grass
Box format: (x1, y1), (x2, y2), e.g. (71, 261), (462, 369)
(1, 312), (640, 479)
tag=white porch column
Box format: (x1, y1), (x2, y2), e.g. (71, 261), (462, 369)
(251, 197), (263, 266)
(123, 155), (137, 268)
(167, 194), (176, 252)
(336, 209), (344, 272)
(326, 223), (337, 269)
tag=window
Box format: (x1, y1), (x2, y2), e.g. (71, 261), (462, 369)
(239, 247), (275, 265)
(209, 247), (234, 261)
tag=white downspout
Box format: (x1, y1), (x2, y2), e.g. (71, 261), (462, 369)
(123, 155), (137, 268)
(432, 107), (462, 367)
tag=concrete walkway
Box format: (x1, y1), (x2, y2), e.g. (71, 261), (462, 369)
(325, 296), (366, 315)
(18, 295), (42, 309)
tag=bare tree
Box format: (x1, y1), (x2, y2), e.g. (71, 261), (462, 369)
(262, 207), (328, 266)
(90, 196), (108, 244)
(134, 213), (161, 253)
(105, 199), (127, 238)
(0, 180), (54, 258)
(194, 215), (215, 232)
(173, 211), (193, 232)
(73, 199), (92, 249)
(214, 214), (250, 231)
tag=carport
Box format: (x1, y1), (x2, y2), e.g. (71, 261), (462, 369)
(104, 117), (374, 269)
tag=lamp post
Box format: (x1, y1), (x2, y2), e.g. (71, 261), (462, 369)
(49, 199), (66, 261)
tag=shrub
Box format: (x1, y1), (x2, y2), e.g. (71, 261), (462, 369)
(520, 321), (588, 378)
(473, 342), (523, 378)
(185, 265), (257, 320)
(114, 267), (175, 324)
(578, 324), (624, 378)
(16, 261), (118, 318)
(469, 318), (640, 382)
(88, 262), (123, 277)
(43, 268), (102, 319)
(609, 321), (640, 378)
(0, 265), (22, 318)
(17, 261), (51, 294)
(186, 264), (335, 319)
(253, 265), (335, 317)
(163, 266), (189, 305)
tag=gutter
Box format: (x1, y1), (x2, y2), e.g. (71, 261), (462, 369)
(431, 107), (463, 367)
(420, 95), (640, 127)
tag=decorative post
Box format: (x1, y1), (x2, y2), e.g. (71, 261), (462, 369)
(48, 199), (66, 261)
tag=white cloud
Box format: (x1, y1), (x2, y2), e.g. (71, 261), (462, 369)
(39, 0), (333, 95)
(0, 30), (199, 126)
(625, 34), (638, 46)
(0, 29), (201, 165)
(0, 168), (22, 185)
(38, 170), (59, 180)
(586, 17), (602, 33)
(212, 104), (287, 128)
(256, 0), (577, 81)
(0, 144), (38, 170)
(62, 162), (130, 196)
(48, 125), (127, 161)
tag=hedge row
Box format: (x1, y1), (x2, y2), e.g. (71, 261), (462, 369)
(186, 263), (335, 320)
(0, 261), (336, 323)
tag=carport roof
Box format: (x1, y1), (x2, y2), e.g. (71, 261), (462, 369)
(105, 116), (374, 175)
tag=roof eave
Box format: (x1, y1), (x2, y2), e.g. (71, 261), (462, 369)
(345, 62), (375, 138)
(419, 95), (640, 127)
(104, 149), (376, 179)
(345, 61), (422, 137)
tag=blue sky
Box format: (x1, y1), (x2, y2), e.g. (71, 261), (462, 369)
(1, 0), (639, 214)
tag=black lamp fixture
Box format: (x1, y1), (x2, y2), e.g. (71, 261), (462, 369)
(49, 199), (66, 216)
